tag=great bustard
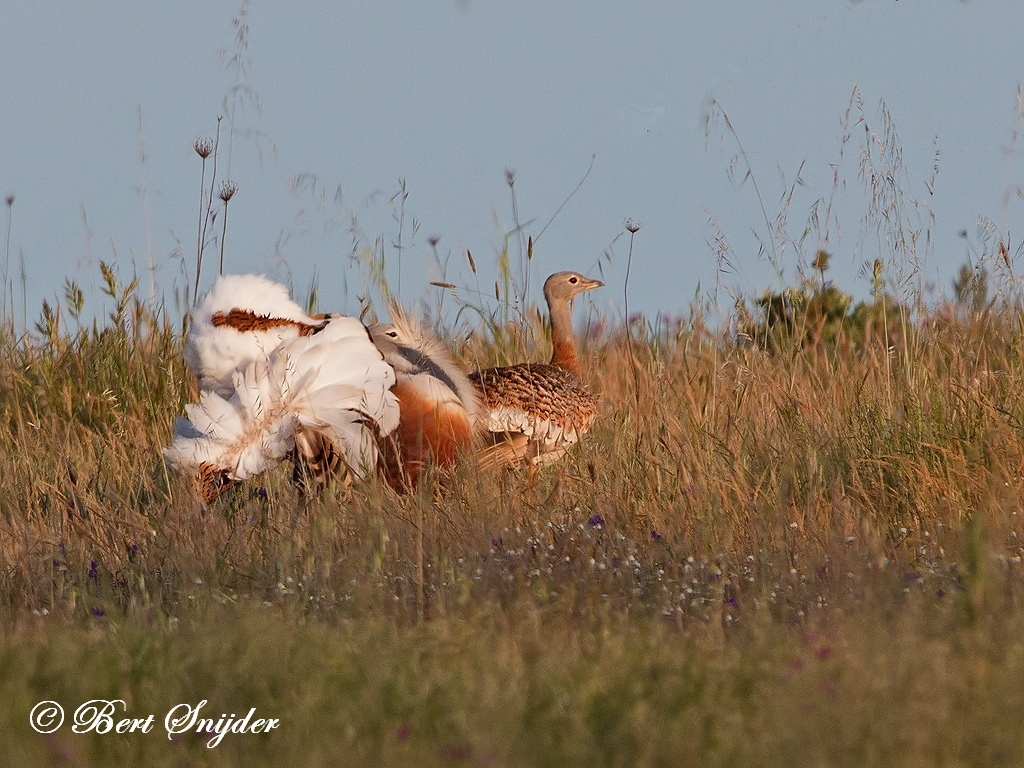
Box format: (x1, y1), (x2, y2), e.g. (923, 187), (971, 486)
(166, 276), (477, 497)
(469, 271), (603, 468)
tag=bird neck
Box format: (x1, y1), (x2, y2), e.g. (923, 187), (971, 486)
(548, 297), (580, 376)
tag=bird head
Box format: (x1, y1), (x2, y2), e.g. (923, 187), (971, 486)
(543, 271), (604, 307)
(367, 323), (409, 371)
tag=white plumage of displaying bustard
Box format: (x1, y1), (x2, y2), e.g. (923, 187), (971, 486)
(469, 271), (603, 469)
(184, 273), (332, 398)
(165, 275), (478, 498)
(168, 274), (398, 498)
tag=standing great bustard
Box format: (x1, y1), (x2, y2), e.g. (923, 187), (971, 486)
(469, 271), (602, 468)
(369, 304), (480, 489)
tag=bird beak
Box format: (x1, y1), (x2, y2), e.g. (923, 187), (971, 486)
(582, 277), (604, 291)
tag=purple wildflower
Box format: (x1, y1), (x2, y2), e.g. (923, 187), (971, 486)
(587, 514), (605, 528)
(87, 561), (99, 580)
(90, 607), (105, 617)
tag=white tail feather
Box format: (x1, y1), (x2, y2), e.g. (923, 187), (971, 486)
(167, 315), (400, 484)
(164, 361), (295, 480)
(270, 316), (399, 475)
(186, 274), (324, 396)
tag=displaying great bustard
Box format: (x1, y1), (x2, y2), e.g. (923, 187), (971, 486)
(165, 275), (477, 498)
(469, 271), (602, 469)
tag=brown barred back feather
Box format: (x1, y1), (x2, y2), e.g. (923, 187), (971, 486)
(211, 309), (328, 336)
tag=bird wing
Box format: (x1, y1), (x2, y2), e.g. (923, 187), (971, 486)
(470, 364), (597, 466)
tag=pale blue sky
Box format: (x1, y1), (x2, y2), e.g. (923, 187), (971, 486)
(2, 2), (1023, 328)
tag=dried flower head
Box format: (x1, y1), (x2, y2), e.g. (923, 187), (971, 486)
(194, 137), (214, 159)
(4, 195), (13, 207)
(813, 249), (831, 273)
(625, 218), (642, 234)
(505, 168), (516, 187)
(218, 181), (238, 202)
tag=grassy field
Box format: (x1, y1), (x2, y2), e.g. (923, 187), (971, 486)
(3, 259), (1024, 767)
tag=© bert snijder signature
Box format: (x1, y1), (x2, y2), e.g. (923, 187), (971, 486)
(30, 699), (280, 748)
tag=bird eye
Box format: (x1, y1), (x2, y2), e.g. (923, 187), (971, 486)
(387, 331), (398, 338)
(569, 276), (578, 284)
